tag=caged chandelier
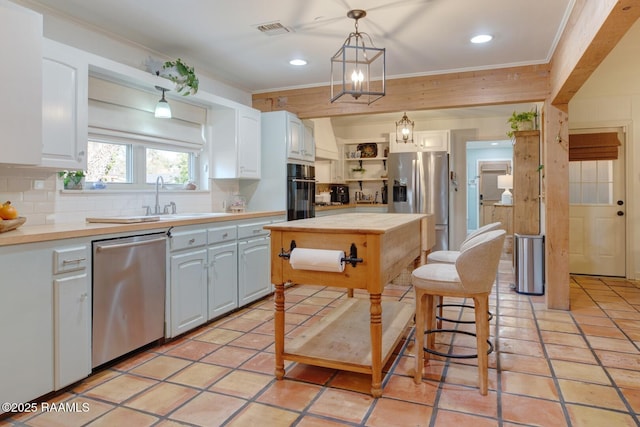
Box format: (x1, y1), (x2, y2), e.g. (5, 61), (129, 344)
(330, 9), (385, 105)
(396, 112), (414, 144)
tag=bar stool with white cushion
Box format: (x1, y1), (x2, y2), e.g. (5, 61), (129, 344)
(427, 222), (502, 326)
(412, 229), (505, 395)
(426, 222), (502, 264)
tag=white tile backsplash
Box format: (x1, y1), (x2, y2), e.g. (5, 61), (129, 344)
(0, 168), (234, 226)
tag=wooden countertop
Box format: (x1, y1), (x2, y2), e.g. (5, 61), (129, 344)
(265, 212), (428, 234)
(0, 211), (285, 246)
(314, 204), (387, 212)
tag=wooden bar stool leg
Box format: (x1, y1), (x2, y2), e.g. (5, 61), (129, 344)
(474, 294), (490, 395)
(414, 290), (425, 383)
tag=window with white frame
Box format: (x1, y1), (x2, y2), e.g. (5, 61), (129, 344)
(86, 138), (199, 187)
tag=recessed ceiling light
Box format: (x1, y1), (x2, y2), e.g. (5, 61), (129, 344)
(289, 59), (307, 66)
(491, 142), (499, 146)
(471, 34), (493, 44)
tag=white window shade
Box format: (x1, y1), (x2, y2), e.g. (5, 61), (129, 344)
(89, 100), (204, 150)
(88, 76), (206, 149)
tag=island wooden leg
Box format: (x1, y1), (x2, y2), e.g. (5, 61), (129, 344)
(274, 282), (285, 380)
(370, 292), (383, 397)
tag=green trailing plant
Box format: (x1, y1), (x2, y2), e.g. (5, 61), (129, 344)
(351, 166), (366, 173)
(507, 110), (538, 138)
(161, 58), (199, 96)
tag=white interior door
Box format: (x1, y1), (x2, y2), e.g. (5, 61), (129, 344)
(569, 128), (625, 276)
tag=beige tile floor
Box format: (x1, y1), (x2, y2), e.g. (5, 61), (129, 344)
(2, 260), (640, 426)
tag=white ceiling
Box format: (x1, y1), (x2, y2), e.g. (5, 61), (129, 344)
(24, 0), (574, 94)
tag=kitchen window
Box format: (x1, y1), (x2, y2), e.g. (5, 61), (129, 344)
(86, 134), (200, 189)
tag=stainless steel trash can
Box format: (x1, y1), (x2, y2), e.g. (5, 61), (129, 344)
(514, 234), (544, 295)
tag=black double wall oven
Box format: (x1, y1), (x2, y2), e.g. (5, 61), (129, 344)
(287, 163), (315, 221)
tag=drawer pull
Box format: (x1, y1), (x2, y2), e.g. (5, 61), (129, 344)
(62, 257), (86, 264)
(222, 233), (228, 238)
(189, 238), (196, 244)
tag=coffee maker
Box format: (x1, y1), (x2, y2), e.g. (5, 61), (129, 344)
(329, 184), (349, 204)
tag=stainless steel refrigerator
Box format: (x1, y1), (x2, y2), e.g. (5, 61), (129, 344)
(387, 151), (449, 251)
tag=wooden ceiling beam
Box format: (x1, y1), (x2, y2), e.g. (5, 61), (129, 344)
(550, 0), (640, 109)
(252, 64), (550, 119)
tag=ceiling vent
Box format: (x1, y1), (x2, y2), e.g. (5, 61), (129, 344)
(255, 21), (291, 36)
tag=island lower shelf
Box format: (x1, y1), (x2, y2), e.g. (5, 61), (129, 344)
(283, 298), (414, 373)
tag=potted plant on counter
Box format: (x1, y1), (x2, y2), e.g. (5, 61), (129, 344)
(507, 109), (538, 138)
(58, 170), (85, 190)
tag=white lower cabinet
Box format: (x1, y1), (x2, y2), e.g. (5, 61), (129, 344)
(54, 273), (90, 390)
(208, 242), (238, 319)
(238, 221), (272, 305)
(0, 238), (90, 410)
(207, 225), (238, 319)
(0, 244), (53, 408)
(169, 228), (208, 337)
(165, 215), (282, 337)
(52, 242), (90, 390)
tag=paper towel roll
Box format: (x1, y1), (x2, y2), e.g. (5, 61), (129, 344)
(289, 248), (345, 273)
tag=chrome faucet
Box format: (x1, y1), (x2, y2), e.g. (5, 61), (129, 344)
(154, 176), (164, 215)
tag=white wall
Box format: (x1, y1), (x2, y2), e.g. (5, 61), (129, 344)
(569, 19), (640, 279)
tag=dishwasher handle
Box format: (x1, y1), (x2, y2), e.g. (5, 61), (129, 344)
(95, 236), (166, 252)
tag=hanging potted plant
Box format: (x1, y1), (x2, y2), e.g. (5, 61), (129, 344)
(58, 170), (85, 190)
(507, 110), (538, 138)
(159, 58), (199, 96)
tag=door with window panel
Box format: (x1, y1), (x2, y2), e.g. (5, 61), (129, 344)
(569, 128), (625, 276)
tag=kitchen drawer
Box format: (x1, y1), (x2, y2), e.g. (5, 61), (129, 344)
(238, 221), (270, 239)
(208, 225), (237, 245)
(170, 229), (207, 252)
(53, 246), (88, 274)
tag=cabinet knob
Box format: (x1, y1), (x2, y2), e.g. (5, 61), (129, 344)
(188, 238), (196, 244)
(80, 292), (88, 301)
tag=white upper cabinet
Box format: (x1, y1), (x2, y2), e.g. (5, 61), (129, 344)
(416, 130), (450, 152)
(41, 39), (89, 170)
(210, 104), (261, 179)
(237, 106), (261, 178)
(0, 1), (43, 165)
(302, 120), (315, 163)
(261, 111), (313, 164)
(389, 130), (450, 153)
(286, 113), (304, 161)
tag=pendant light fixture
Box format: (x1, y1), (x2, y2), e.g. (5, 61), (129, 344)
(396, 112), (414, 144)
(330, 9), (385, 104)
(154, 86), (172, 118)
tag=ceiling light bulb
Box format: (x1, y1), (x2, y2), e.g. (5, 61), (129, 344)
(289, 59), (307, 66)
(471, 34), (493, 44)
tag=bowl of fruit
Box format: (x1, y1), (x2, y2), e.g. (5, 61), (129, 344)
(0, 201), (26, 233)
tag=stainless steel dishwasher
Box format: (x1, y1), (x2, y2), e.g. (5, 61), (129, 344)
(92, 232), (167, 368)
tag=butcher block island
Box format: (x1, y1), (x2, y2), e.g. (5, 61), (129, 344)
(264, 213), (435, 397)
